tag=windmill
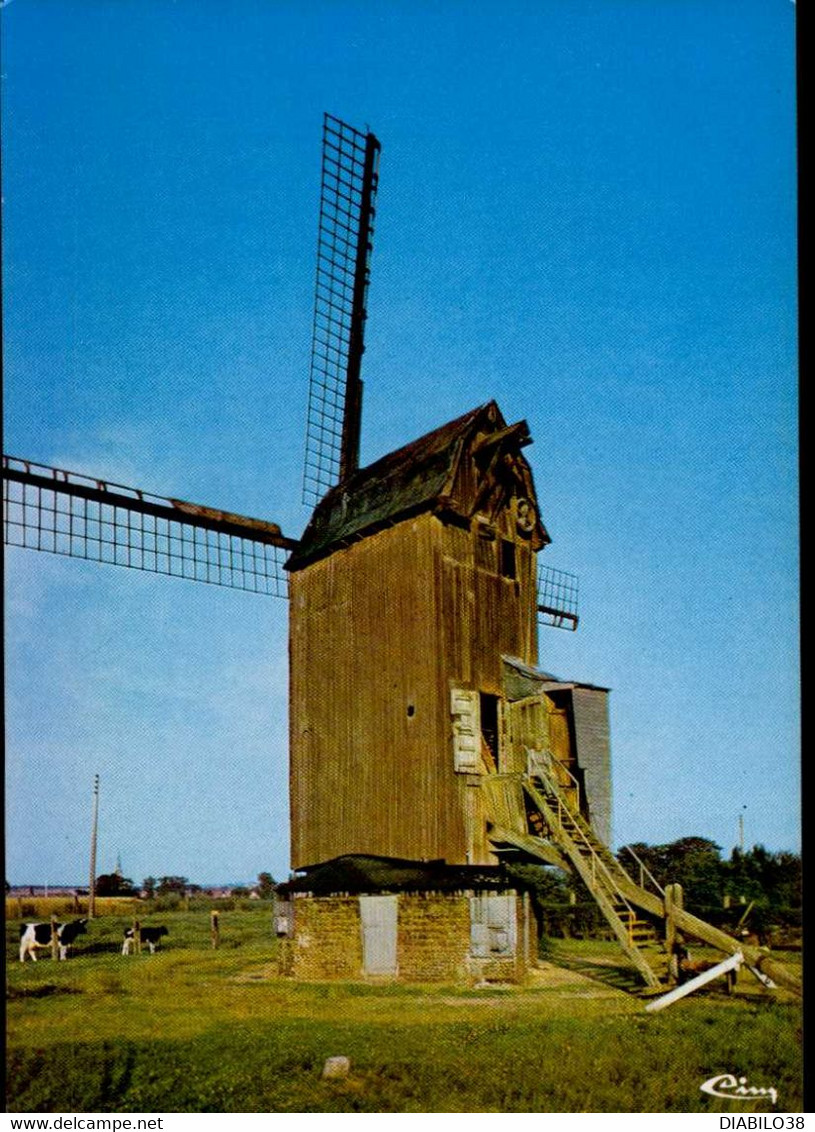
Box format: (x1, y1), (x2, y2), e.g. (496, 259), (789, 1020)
(3, 115), (796, 994)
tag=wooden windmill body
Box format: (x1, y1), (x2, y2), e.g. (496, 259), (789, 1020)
(288, 400), (608, 871)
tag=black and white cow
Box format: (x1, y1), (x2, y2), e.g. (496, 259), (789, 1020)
(122, 925), (168, 955)
(19, 918), (88, 962)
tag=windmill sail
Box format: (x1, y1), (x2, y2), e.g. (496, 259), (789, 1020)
(302, 113), (381, 505)
(537, 563), (579, 630)
(3, 456), (296, 597)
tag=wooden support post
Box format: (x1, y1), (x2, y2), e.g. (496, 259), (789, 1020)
(50, 916), (60, 961)
(735, 900), (755, 932)
(133, 917), (141, 955)
(88, 774), (99, 920)
(211, 910), (220, 949)
(664, 882), (683, 983)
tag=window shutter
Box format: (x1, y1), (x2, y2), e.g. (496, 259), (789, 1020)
(469, 894), (517, 957)
(451, 688), (480, 772)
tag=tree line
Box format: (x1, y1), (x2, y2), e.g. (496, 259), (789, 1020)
(94, 872), (277, 899)
(508, 838), (801, 946)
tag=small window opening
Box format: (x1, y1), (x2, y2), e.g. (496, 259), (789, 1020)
(475, 529), (496, 571)
(406, 703), (415, 718)
(479, 692), (499, 769)
(499, 539), (516, 579)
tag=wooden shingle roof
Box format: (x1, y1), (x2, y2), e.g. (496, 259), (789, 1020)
(288, 401), (548, 570)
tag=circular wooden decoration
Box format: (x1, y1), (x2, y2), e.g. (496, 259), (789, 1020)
(516, 497), (536, 535)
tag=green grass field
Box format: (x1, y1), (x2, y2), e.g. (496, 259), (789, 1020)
(5, 909), (803, 1113)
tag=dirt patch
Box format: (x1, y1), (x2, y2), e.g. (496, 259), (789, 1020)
(526, 962), (620, 992)
(230, 959), (627, 1000)
(7, 983), (82, 1000)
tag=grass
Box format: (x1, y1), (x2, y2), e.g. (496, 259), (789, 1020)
(5, 910), (804, 1113)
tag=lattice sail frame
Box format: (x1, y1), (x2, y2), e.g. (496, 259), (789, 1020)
(302, 113), (381, 505)
(537, 563), (579, 630)
(3, 457), (296, 597)
(4, 458), (581, 624)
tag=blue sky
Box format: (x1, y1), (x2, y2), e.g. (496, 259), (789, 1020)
(3, 0), (798, 886)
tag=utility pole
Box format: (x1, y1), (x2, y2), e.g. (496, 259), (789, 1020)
(738, 805), (746, 853)
(89, 774), (100, 919)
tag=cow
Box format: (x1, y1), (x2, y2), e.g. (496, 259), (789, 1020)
(122, 925), (168, 955)
(19, 918), (88, 962)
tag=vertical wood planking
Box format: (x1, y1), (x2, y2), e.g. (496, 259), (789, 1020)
(290, 499), (545, 867)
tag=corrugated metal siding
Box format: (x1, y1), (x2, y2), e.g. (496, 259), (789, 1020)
(571, 687), (612, 845)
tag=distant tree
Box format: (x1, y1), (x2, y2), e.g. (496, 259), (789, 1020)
(5, 880), (10, 895)
(96, 873), (136, 897)
(665, 837), (724, 910)
(231, 886), (249, 898)
(142, 876), (156, 898)
(506, 861), (570, 904)
(505, 862), (580, 944)
(156, 876), (189, 895)
(617, 837), (801, 933)
(617, 837), (724, 910)
(725, 845), (802, 936)
(257, 872), (276, 898)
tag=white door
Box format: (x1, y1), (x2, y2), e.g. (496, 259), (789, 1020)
(359, 895), (398, 975)
(470, 893), (517, 957)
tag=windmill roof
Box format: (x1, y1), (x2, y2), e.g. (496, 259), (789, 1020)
(502, 655), (610, 695)
(288, 401), (512, 570)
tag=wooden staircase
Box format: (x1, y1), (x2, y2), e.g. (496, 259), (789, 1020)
(487, 752), (802, 998)
(521, 768), (666, 988)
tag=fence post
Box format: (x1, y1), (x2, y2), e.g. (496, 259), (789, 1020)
(133, 917), (141, 955)
(211, 910), (220, 949)
(50, 915), (60, 961)
(665, 883), (684, 983)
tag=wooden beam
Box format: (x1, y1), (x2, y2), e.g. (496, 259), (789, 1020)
(645, 951), (744, 1012)
(470, 421), (532, 456)
(3, 458), (297, 549)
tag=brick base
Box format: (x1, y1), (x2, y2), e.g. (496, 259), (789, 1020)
(287, 890), (530, 983)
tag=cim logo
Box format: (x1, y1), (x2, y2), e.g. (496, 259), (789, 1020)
(701, 1073), (778, 1106)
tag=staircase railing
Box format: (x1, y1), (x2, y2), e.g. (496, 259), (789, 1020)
(527, 746), (580, 814)
(524, 760), (635, 918)
(505, 752), (802, 999)
(620, 844), (665, 898)
(526, 750), (635, 907)
(523, 772), (662, 987)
